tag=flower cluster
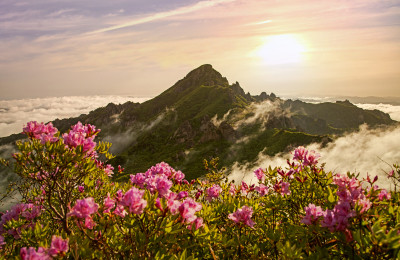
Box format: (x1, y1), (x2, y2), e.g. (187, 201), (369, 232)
(62, 122), (99, 154)
(205, 184), (223, 202)
(254, 168), (265, 181)
(301, 204), (324, 225)
(130, 162), (186, 197)
(293, 146), (320, 167)
(273, 181), (291, 196)
(300, 174), (363, 233)
(255, 184), (269, 196)
(23, 121), (58, 144)
(20, 235), (69, 259)
(0, 203), (42, 239)
(119, 187), (148, 215)
(228, 206), (255, 228)
(179, 198), (203, 225)
(68, 197), (99, 229)
(302, 172), (391, 240)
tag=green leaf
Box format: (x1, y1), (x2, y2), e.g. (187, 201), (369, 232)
(327, 186), (335, 203)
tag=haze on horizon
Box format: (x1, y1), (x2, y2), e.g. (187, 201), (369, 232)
(1, 0), (399, 100)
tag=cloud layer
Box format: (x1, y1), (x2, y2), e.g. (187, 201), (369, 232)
(0, 96), (150, 137)
(355, 103), (400, 121)
(230, 124), (400, 190)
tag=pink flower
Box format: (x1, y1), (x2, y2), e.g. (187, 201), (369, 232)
(130, 173), (146, 188)
(145, 162), (174, 178)
(194, 217), (203, 230)
(357, 198), (371, 214)
(240, 181), (249, 196)
(274, 181), (291, 196)
(281, 182), (291, 196)
(177, 191), (189, 200)
(304, 150), (320, 166)
(167, 198), (182, 215)
(332, 202), (355, 231)
(48, 235), (69, 257)
(229, 183), (236, 196)
(378, 189), (391, 200)
(254, 168), (265, 181)
(0, 203), (42, 238)
(293, 146), (308, 161)
(20, 247), (50, 260)
(145, 174), (173, 197)
(255, 184), (269, 196)
(103, 193), (115, 213)
(84, 217), (96, 229)
(155, 198), (164, 211)
(195, 189), (203, 199)
(206, 184), (223, 202)
(23, 121), (58, 144)
(228, 205), (255, 228)
(115, 189), (124, 202)
(78, 185), (84, 193)
(188, 217), (204, 230)
(0, 235), (5, 249)
(104, 164), (114, 177)
(62, 122), (99, 154)
(114, 205), (128, 218)
(178, 198), (202, 224)
(301, 204), (324, 225)
(120, 187), (147, 215)
(321, 209), (336, 231)
(173, 171), (185, 182)
(68, 197), (99, 219)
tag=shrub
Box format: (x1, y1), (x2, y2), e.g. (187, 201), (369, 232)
(0, 122), (399, 259)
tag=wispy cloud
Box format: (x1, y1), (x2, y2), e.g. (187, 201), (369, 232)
(89, 0), (236, 34)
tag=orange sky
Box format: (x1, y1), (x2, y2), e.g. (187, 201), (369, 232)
(0, 0), (399, 99)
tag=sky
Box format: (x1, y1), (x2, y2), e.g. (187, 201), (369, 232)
(0, 0), (400, 99)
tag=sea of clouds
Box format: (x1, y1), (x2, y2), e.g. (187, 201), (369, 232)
(229, 100), (400, 190)
(1, 95), (399, 192)
(0, 95), (150, 137)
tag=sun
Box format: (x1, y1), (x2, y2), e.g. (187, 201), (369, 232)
(255, 34), (306, 65)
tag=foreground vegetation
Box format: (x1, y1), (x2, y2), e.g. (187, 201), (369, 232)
(0, 121), (399, 259)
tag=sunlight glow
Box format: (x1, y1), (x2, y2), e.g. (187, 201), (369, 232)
(256, 34), (306, 65)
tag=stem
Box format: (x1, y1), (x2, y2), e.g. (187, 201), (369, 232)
(238, 227), (242, 258)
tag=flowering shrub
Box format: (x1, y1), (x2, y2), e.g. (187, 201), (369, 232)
(0, 123), (399, 258)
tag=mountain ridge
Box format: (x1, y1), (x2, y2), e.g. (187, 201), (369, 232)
(0, 64), (397, 179)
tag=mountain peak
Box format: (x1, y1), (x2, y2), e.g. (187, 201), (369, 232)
(182, 64), (229, 87)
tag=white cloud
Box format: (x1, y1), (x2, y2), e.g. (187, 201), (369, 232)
(355, 103), (400, 121)
(0, 96), (150, 137)
(229, 124), (400, 190)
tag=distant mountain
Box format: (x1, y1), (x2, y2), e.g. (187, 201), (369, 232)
(0, 65), (396, 179)
(289, 96), (400, 106)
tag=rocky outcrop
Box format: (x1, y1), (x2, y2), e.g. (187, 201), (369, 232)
(218, 121), (237, 142)
(265, 115), (296, 129)
(199, 116), (220, 143)
(173, 121), (195, 144)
